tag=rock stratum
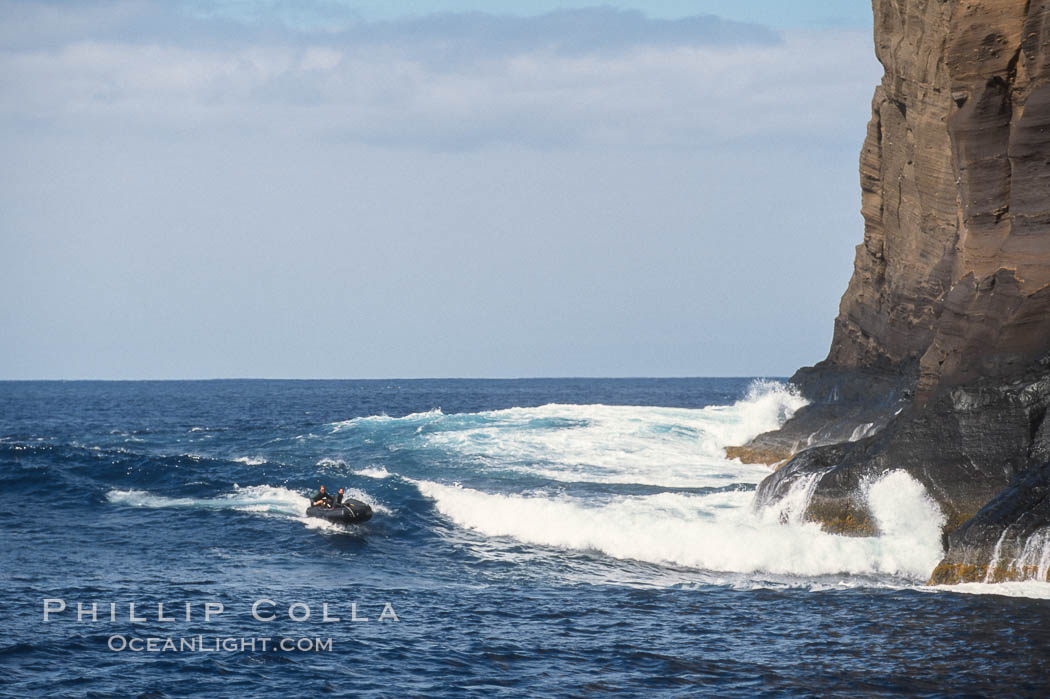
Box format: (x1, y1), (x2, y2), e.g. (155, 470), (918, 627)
(737, 0), (1050, 584)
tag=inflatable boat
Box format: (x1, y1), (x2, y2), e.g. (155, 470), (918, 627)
(306, 499), (373, 524)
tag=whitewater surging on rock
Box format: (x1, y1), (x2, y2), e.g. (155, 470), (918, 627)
(395, 381), (948, 585)
(412, 469), (945, 583)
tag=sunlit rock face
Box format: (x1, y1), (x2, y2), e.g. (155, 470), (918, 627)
(828, 0), (1050, 401)
(737, 0), (1050, 466)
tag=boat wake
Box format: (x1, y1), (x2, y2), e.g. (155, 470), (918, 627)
(105, 484), (390, 530)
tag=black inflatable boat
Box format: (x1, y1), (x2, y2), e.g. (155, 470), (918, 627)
(306, 499), (373, 524)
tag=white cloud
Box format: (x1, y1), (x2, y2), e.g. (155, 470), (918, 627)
(0, 3), (879, 150)
(1, 36), (877, 150)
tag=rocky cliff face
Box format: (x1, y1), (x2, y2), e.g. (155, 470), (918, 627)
(740, 0), (1050, 585)
(833, 0), (1050, 401)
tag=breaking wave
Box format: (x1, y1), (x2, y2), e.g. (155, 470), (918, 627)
(412, 469), (945, 582)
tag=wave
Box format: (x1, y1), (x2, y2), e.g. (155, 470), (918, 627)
(412, 469), (946, 582)
(322, 380), (806, 490)
(233, 456), (266, 466)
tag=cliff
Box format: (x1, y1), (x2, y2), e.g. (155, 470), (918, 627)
(740, 0), (1050, 584)
(834, 0), (1050, 401)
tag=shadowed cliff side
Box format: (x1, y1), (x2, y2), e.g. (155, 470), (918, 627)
(736, 0), (1050, 585)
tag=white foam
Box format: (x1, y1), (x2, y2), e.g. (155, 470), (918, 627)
(233, 456), (266, 466)
(412, 469), (945, 581)
(411, 380), (806, 489)
(329, 408), (445, 432)
(106, 485), (309, 516)
(923, 582), (1050, 599)
(106, 489), (204, 510)
(711, 379), (809, 448)
(315, 381), (806, 490)
(354, 466), (392, 479)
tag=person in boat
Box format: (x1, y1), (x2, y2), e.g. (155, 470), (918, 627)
(311, 485), (332, 507)
(335, 487), (345, 505)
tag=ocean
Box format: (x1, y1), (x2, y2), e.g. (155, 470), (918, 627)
(2, 378), (1049, 696)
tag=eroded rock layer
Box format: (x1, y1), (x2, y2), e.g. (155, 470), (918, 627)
(832, 0), (1050, 401)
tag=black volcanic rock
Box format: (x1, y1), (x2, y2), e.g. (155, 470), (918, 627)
(730, 365), (914, 465)
(930, 460), (1050, 584)
(756, 365), (1050, 536)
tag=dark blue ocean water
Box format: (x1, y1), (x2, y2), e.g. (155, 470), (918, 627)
(2, 378), (1049, 697)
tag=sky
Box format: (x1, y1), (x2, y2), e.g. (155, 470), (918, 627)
(0, 0), (880, 379)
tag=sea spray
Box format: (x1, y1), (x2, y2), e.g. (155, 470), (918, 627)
(863, 470), (947, 578)
(707, 379), (809, 448)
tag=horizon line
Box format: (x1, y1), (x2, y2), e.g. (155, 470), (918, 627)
(0, 375), (790, 383)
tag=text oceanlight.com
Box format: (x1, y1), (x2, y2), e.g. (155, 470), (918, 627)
(108, 635), (334, 653)
(42, 599), (400, 653)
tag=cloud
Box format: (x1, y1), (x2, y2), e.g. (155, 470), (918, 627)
(0, 1), (779, 50)
(0, 1), (876, 151)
